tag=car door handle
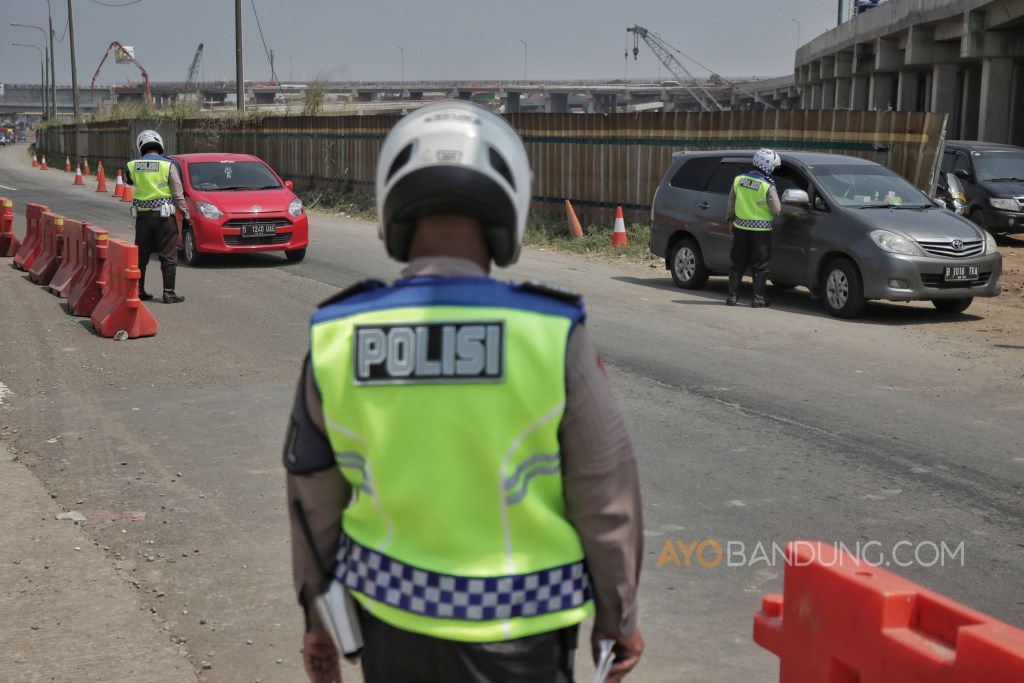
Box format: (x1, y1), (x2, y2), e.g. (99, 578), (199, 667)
(698, 202), (711, 209)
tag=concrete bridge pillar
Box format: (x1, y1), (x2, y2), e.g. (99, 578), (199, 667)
(959, 66), (982, 139)
(851, 76), (869, 110)
(545, 92), (569, 113)
(835, 78), (851, 109)
(978, 57), (1014, 143)
(505, 92), (521, 113)
(869, 73), (895, 110)
(930, 64), (958, 114)
(896, 71), (919, 111)
(821, 80), (836, 110)
(457, 90), (473, 101)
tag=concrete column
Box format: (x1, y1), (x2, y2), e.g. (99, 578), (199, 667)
(457, 90), (473, 101)
(960, 67), (981, 139)
(978, 57), (1014, 143)
(800, 86), (812, 109)
(896, 70), (918, 111)
(851, 76), (869, 110)
(505, 92), (521, 113)
(1011, 62), (1024, 147)
(810, 83), (821, 109)
(835, 78), (852, 109)
(408, 91), (423, 101)
(822, 80), (836, 110)
(869, 73), (895, 110)
(545, 92), (569, 113)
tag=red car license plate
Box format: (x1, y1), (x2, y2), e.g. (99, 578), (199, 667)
(241, 224), (277, 237)
(943, 265), (978, 282)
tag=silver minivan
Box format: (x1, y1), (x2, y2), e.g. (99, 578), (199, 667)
(649, 151), (1003, 318)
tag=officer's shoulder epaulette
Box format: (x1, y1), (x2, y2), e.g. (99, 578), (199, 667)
(517, 279), (583, 304)
(317, 279), (387, 308)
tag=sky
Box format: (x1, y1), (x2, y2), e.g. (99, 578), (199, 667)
(0, 0), (838, 86)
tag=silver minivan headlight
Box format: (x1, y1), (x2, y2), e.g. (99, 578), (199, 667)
(984, 230), (998, 254)
(869, 229), (925, 256)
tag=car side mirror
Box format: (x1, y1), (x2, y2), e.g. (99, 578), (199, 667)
(285, 180), (294, 191)
(953, 168), (973, 182)
(781, 189), (810, 205)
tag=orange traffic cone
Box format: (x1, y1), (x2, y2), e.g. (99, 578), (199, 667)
(611, 205), (628, 248)
(95, 163), (108, 192)
(565, 200), (584, 239)
(121, 183), (133, 203)
(65, 156), (72, 172)
(113, 169), (125, 197)
(74, 164), (85, 185)
(83, 158), (91, 176)
(40, 155), (48, 170)
(32, 153), (39, 167)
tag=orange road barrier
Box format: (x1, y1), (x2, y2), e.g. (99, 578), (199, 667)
(65, 156), (72, 172)
(95, 163), (108, 192)
(611, 205), (628, 248)
(565, 200), (584, 238)
(39, 155), (48, 170)
(121, 183), (133, 203)
(68, 226), (109, 317)
(0, 198), (19, 257)
(32, 153), (39, 167)
(90, 238), (157, 339)
(754, 541), (1024, 682)
(74, 164), (85, 185)
(12, 203), (51, 271)
(83, 157), (91, 176)
(113, 170), (125, 197)
(48, 218), (89, 297)
(27, 213), (64, 285)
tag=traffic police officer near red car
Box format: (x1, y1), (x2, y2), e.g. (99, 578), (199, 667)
(283, 101), (645, 682)
(125, 129), (192, 303)
(726, 148), (783, 308)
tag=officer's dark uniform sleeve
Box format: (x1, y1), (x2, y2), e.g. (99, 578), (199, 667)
(284, 355), (351, 632)
(560, 324), (643, 637)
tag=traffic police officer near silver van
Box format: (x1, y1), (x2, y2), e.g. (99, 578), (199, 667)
(726, 148), (783, 307)
(125, 129), (191, 303)
(283, 101), (644, 682)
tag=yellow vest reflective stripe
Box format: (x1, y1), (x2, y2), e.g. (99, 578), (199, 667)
(733, 172), (774, 231)
(129, 157), (173, 210)
(309, 277), (594, 642)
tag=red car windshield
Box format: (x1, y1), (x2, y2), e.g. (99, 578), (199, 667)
(187, 161), (281, 191)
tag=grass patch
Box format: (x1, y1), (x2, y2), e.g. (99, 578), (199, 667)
(300, 186), (377, 221)
(524, 213), (654, 261)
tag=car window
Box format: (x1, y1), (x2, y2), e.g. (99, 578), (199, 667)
(186, 161), (282, 191)
(940, 150), (957, 173)
(972, 151), (1024, 181)
(814, 164), (931, 207)
(952, 153), (971, 175)
(704, 161), (751, 195)
(669, 156), (719, 191)
(772, 165), (809, 196)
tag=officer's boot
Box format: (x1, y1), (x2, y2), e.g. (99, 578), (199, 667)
(726, 271), (741, 306)
(138, 263), (154, 301)
(162, 266), (185, 304)
(751, 272), (769, 308)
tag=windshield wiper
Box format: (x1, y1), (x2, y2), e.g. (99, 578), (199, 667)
(857, 203), (892, 208)
(255, 184), (281, 190)
(987, 177), (1024, 182)
(205, 186), (245, 191)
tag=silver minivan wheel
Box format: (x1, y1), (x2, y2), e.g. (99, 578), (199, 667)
(674, 246), (696, 282)
(667, 237), (709, 289)
(826, 268), (849, 310)
(821, 257), (866, 319)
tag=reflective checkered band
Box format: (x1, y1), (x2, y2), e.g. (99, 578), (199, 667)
(734, 218), (773, 229)
(133, 197), (174, 211)
(337, 540), (591, 620)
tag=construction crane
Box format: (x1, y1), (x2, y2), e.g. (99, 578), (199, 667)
(90, 41), (151, 104)
(628, 25), (776, 111)
(627, 25), (723, 112)
(185, 43), (204, 88)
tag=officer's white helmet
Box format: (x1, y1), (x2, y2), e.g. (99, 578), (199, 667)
(136, 129), (164, 155)
(375, 101), (532, 267)
(753, 148), (781, 175)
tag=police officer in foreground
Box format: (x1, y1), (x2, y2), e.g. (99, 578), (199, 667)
(726, 148), (783, 308)
(125, 130), (191, 303)
(284, 101), (644, 682)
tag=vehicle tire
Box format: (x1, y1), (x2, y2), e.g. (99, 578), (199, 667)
(821, 257), (867, 319)
(932, 298), (973, 314)
(770, 280), (797, 290)
(668, 237), (708, 289)
(182, 227), (205, 267)
(969, 209), (985, 228)
(285, 247), (307, 263)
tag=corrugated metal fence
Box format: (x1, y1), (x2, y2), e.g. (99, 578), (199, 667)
(37, 110), (946, 216)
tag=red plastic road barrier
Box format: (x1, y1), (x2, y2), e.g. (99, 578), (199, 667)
(0, 198), (19, 257)
(67, 226), (109, 317)
(90, 238), (156, 338)
(48, 218), (89, 297)
(753, 541), (1024, 682)
(28, 213), (65, 285)
(13, 203), (52, 271)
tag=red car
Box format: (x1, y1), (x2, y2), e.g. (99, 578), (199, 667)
(170, 153), (309, 265)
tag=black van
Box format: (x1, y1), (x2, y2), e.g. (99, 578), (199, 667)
(936, 141), (1024, 234)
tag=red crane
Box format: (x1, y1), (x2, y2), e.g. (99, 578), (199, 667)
(91, 41), (152, 104)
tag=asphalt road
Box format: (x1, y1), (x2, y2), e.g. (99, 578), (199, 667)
(1, 145), (1022, 682)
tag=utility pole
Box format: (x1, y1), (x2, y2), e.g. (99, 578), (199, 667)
(67, 0), (80, 118)
(235, 0), (244, 111)
(45, 0), (57, 119)
(520, 40), (527, 82)
(12, 24), (50, 118)
(12, 43), (46, 121)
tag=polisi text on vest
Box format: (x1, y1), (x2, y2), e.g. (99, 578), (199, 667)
(354, 322), (504, 384)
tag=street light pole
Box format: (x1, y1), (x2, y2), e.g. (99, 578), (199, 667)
(44, 0), (57, 119)
(235, 0), (244, 111)
(13, 43), (46, 123)
(11, 24), (50, 118)
(520, 40), (527, 82)
(67, 0), (81, 118)
(791, 18), (801, 48)
(397, 46), (404, 82)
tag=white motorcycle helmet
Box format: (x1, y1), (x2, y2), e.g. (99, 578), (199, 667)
(136, 129), (164, 156)
(753, 148), (781, 176)
(375, 101), (532, 267)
